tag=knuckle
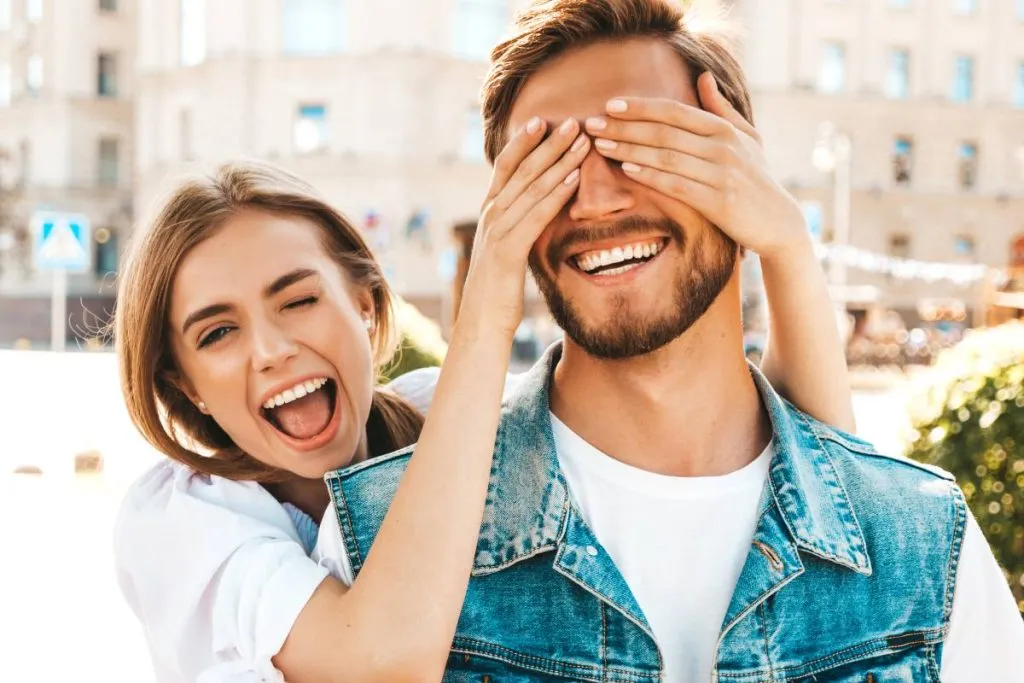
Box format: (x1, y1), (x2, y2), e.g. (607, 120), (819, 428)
(656, 146), (677, 168)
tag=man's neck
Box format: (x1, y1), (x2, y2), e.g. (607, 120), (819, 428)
(549, 293), (771, 477)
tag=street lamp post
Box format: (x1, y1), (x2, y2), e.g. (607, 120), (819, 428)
(813, 122), (853, 290)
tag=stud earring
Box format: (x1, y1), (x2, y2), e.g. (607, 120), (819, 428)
(363, 318), (373, 331)
(197, 401), (207, 412)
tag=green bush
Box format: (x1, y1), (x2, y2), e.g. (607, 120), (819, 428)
(379, 298), (447, 382)
(905, 322), (1024, 615)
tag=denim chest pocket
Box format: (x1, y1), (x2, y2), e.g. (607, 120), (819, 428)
(444, 650), (604, 683)
(785, 642), (939, 682)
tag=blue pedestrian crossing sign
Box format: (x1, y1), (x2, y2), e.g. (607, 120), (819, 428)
(32, 211), (91, 272)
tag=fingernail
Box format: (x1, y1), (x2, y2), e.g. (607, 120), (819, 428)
(586, 116), (607, 131)
(622, 162), (642, 174)
(526, 117), (542, 134)
(559, 118), (577, 135)
(594, 138), (617, 151)
(564, 168), (580, 185)
(570, 134), (588, 152)
(606, 99), (628, 113)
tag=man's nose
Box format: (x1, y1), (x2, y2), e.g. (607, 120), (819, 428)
(568, 147), (637, 222)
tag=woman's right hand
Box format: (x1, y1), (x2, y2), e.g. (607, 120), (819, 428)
(458, 115), (591, 339)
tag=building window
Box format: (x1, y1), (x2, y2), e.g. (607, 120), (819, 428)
(886, 48), (910, 99)
(889, 234), (911, 259)
(453, 0), (509, 61)
(180, 109), (194, 161)
(294, 104), (328, 153)
(94, 228), (118, 277)
(953, 234), (975, 258)
(180, 0), (206, 66)
(953, 0), (977, 15)
(0, 63), (9, 106)
(893, 137), (913, 185)
(282, 0), (346, 55)
(0, 0), (10, 31)
(461, 106), (485, 162)
(98, 137), (119, 186)
(818, 41), (846, 94)
(26, 0), (42, 23)
(99, 0), (117, 10)
(951, 55), (974, 101)
(1015, 61), (1024, 107)
(958, 142), (978, 189)
(97, 52), (117, 97)
(26, 54), (42, 95)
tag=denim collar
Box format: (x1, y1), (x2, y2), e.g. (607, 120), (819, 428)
(471, 342), (871, 577)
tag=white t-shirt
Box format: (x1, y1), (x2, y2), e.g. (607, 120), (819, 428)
(550, 413), (1024, 683)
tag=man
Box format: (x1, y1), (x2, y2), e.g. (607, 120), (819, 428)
(321, 0), (1024, 680)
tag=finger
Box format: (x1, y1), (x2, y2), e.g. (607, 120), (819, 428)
(585, 116), (717, 161)
(619, 163), (719, 218)
(593, 138), (721, 188)
(503, 165), (582, 255)
(603, 96), (727, 138)
(696, 72), (760, 143)
(485, 116), (547, 203)
(492, 134), (590, 244)
(491, 117), (581, 214)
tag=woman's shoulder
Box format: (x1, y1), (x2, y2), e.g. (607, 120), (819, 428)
(113, 460), (301, 563)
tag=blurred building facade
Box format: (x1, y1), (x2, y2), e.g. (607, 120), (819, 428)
(739, 0), (1024, 326)
(2, 0), (1024, 347)
(0, 0), (135, 342)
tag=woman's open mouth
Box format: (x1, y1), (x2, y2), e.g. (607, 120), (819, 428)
(260, 377), (341, 451)
(570, 237), (669, 277)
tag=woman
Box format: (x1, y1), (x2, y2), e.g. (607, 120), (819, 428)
(114, 123), (854, 681)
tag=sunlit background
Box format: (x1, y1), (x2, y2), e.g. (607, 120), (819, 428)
(1, 1), (1023, 680)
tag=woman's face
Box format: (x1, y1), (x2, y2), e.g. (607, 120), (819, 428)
(168, 209), (376, 479)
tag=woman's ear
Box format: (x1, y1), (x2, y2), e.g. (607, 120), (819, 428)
(163, 368), (208, 414)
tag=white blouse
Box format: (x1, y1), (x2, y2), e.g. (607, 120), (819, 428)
(113, 368), (440, 683)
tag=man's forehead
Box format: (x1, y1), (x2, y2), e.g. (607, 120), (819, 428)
(507, 38), (698, 133)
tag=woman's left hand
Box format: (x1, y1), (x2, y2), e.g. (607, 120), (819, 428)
(585, 71), (809, 264)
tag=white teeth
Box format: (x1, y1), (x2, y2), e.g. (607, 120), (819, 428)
(263, 377), (328, 410)
(575, 239), (664, 274)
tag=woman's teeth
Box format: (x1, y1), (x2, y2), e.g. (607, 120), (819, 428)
(575, 240), (663, 274)
(263, 377), (329, 410)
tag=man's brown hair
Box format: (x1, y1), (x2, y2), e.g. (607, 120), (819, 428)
(481, 0), (752, 164)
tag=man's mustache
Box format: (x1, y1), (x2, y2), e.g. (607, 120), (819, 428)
(546, 215), (686, 270)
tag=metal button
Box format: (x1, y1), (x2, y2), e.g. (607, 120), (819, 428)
(586, 545), (599, 557)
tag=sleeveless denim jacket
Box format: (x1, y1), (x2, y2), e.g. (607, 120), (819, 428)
(324, 345), (967, 682)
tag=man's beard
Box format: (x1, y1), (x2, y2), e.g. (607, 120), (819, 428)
(529, 216), (737, 360)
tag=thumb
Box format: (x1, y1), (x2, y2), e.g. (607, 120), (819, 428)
(697, 72), (759, 141)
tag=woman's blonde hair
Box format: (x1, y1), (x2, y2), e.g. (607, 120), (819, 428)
(116, 160), (423, 482)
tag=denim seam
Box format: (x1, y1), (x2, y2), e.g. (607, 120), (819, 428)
(942, 483), (968, 628)
(717, 629), (944, 680)
(757, 602), (775, 682)
(452, 639), (660, 681)
(810, 426), (956, 482)
(600, 601), (608, 683)
(928, 643), (943, 682)
(324, 474), (365, 574)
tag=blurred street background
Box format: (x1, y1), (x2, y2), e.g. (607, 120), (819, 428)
(1, 0), (1023, 680)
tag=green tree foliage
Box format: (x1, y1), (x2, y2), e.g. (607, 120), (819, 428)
(906, 322), (1024, 615)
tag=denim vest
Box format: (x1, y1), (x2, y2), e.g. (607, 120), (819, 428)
(325, 345), (967, 682)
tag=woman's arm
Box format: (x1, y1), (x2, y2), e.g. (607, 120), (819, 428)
(274, 117), (590, 683)
(758, 239), (856, 432)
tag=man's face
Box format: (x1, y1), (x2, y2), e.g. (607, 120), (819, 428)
(508, 38), (738, 359)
